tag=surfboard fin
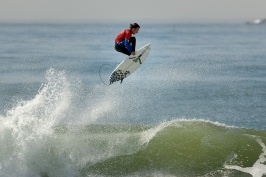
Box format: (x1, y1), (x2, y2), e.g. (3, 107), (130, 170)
(133, 54), (142, 64)
(133, 57), (142, 64)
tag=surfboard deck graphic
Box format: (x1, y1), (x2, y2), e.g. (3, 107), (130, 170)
(109, 42), (151, 84)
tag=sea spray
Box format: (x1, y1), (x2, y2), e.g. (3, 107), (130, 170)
(0, 68), (79, 177)
(140, 120), (179, 145)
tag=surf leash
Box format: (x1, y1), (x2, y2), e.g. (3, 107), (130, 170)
(98, 63), (118, 86)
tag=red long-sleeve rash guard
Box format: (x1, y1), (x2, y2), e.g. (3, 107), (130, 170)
(115, 29), (133, 53)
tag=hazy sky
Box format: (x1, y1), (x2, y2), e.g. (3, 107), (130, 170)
(1, 0), (266, 23)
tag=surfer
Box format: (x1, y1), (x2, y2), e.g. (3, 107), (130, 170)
(114, 23), (140, 56)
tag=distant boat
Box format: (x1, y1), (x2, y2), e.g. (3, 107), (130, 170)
(246, 18), (266, 25)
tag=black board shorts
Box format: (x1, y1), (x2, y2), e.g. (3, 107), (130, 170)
(115, 37), (136, 56)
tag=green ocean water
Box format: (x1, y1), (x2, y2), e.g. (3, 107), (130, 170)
(2, 118), (265, 176)
(77, 121), (266, 177)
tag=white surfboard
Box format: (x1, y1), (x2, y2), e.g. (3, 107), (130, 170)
(109, 42), (151, 84)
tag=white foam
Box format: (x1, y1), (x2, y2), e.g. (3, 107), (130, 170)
(225, 137), (266, 177)
(78, 84), (122, 124)
(0, 68), (78, 177)
(140, 120), (181, 145)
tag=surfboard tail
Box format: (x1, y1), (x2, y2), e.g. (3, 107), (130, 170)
(108, 42), (151, 84)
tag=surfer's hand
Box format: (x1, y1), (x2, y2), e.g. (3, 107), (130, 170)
(131, 52), (136, 56)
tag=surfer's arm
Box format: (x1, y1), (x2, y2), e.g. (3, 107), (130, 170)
(123, 39), (133, 53)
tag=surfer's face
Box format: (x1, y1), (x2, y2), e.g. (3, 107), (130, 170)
(132, 27), (139, 34)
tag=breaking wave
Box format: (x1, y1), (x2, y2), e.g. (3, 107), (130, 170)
(0, 69), (265, 177)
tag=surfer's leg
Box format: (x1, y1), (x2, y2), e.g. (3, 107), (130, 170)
(129, 37), (136, 52)
(114, 43), (131, 56)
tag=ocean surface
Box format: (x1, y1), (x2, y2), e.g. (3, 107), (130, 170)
(0, 23), (266, 177)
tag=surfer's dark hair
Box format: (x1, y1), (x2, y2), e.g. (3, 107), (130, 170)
(130, 23), (140, 29)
